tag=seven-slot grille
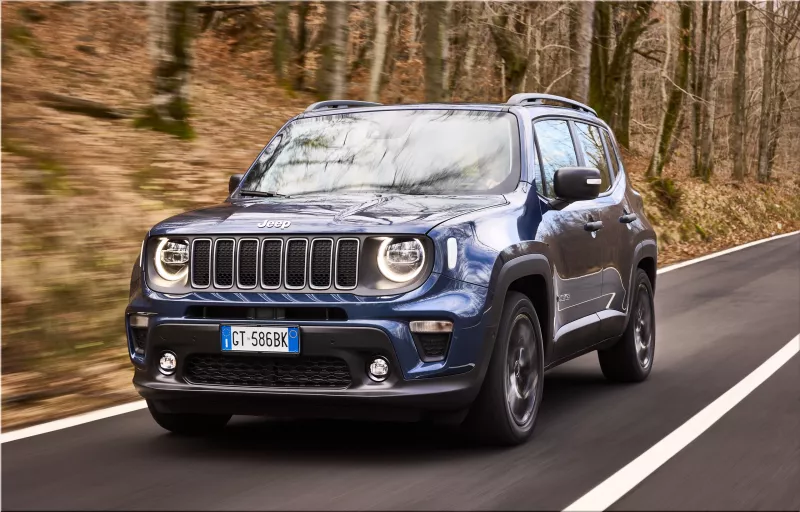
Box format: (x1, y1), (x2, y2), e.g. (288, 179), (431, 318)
(191, 237), (359, 291)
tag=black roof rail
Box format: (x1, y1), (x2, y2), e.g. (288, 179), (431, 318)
(305, 100), (383, 112)
(506, 93), (597, 116)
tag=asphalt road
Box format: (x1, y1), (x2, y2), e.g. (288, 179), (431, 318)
(3, 234), (799, 511)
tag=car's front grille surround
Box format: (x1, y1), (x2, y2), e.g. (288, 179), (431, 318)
(260, 238), (283, 289)
(213, 239), (236, 288)
(285, 238), (308, 289)
(335, 238), (359, 290)
(309, 238), (333, 289)
(191, 239), (212, 288)
(189, 236), (361, 292)
(236, 238), (259, 289)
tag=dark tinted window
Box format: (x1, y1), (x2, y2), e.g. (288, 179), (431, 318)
(574, 122), (611, 191)
(603, 130), (620, 177)
(534, 120), (578, 198)
(241, 110), (520, 196)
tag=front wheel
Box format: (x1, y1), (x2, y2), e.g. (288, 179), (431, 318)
(598, 268), (656, 382)
(147, 400), (231, 436)
(465, 292), (544, 445)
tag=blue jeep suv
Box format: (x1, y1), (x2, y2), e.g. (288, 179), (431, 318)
(127, 94), (657, 445)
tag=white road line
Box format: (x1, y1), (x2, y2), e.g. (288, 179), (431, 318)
(563, 334), (800, 512)
(1, 230), (797, 442)
(1, 401), (148, 443)
(658, 230), (799, 274)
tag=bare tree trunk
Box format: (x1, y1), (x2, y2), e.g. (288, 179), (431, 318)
(489, 8), (528, 96)
(598, 2), (654, 139)
(569, 1), (594, 102)
(272, 2), (291, 86)
(316, 1), (349, 100)
(292, 3), (311, 90)
(664, 108), (686, 167)
(408, 0), (418, 61)
(368, 1), (388, 102)
(380, 2), (401, 90)
(731, 1), (748, 181)
(649, 1), (692, 177)
(589, 1), (612, 110)
(462, 5), (479, 88)
(618, 54), (634, 148)
(691, 2), (708, 177)
(144, 1), (194, 138)
(757, 0), (775, 183)
(441, 0), (453, 99)
(447, 2), (473, 96)
(422, 1), (446, 102)
(764, 4), (799, 179)
(698, 0), (720, 181)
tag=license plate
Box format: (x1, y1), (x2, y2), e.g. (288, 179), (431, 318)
(220, 325), (300, 354)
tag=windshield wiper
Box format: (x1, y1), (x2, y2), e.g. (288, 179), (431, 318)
(291, 185), (392, 196)
(238, 189), (289, 198)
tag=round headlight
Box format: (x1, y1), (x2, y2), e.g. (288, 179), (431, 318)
(377, 238), (425, 283)
(154, 238), (189, 282)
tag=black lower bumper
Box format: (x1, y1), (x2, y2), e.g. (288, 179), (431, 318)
(133, 323), (484, 417)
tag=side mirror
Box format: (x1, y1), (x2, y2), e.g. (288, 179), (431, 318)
(553, 167), (602, 201)
(229, 174), (243, 195)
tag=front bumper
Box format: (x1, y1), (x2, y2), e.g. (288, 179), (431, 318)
(127, 272), (498, 415)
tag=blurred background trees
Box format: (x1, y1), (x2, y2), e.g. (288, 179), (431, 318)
(197, 1), (796, 183)
(133, 0), (797, 183)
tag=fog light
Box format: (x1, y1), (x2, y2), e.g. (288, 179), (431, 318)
(159, 351), (177, 375)
(129, 314), (150, 329)
(368, 357), (390, 382)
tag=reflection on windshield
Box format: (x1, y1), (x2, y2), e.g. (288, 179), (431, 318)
(241, 110), (520, 196)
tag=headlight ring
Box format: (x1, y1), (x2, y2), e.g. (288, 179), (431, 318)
(377, 237), (425, 283)
(154, 238), (189, 282)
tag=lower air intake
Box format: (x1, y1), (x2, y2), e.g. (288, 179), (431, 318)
(412, 333), (451, 362)
(184, 354), (351, 388)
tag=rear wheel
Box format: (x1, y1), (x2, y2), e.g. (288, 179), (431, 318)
(598, 268), (655, 382)
(466, 292), (544, 445)
(147, 400), (231, 436)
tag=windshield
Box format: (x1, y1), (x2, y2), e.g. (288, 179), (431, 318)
(240, 109), (520, 196)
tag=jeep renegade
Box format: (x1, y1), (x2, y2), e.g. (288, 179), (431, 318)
(127, 94), (657, 445)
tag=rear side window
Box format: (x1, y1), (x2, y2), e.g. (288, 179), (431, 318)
(534, 120), (578, 198)
(603, 130), (620, 177)
(574, 122), (612, 192)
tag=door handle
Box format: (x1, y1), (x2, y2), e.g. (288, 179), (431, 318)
(584, 220), (604, 232)
(619, 212), (638, 224)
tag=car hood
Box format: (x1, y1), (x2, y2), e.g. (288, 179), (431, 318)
(150, 194), (507, 236)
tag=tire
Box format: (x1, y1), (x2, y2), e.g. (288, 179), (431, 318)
(598, 268), (656, 382)
(465, 292), (544, 446)
(147, 400), (231, 436)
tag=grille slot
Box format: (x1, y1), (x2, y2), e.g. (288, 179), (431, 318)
(285, 239), (308, 289)
(214, 239), (235, 288)
(184, 354), (351, 388)
(310, 239), (333, 289)
(237, 239), (258, 288)
(261, 239), (283, 288)
(335, 239), (359, 289)
(191, 239), (211, 287)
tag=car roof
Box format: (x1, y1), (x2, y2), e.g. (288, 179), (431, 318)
(298, 96), (601, 123)
(298, 103), (510, 119)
